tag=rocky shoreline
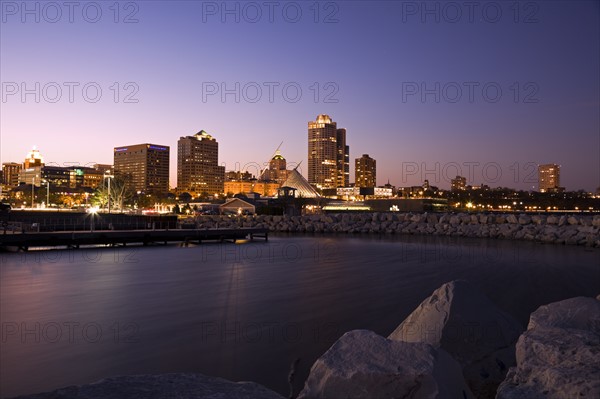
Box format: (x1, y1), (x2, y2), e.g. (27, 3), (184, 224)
(14, 281), (599, 399)
(191, 212), (600, 247)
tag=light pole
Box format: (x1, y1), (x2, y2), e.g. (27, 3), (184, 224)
(43, 179), (50, 208)
(104, 171), (114, 213)
(31, 176), (35, 209)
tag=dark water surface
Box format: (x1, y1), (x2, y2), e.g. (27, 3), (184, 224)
(1, 235), (599, 397)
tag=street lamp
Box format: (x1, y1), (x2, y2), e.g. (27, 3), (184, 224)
(104, 171), (114, 213)
(31, 176), (35, 209)
(43, 179), (50, 208)
(88, 206), (99, 231)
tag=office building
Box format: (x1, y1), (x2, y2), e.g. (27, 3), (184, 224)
(114, 143), (170, 195)
(2, 162), (22, 187)
(355, 154), (376, 188)
(19, 147), (45, 186)
(177, 130), (225, 195)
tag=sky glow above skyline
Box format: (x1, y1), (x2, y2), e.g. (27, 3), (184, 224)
(1, 1), (598, 191)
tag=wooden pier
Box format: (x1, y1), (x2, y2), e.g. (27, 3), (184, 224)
(0, 228), (269, 252)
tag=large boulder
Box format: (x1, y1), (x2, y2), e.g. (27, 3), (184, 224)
(12, 373), (285, 399)
(496, 296), (600, 399)
(388, 280), (523, 398)
(298, 330), (473, 399)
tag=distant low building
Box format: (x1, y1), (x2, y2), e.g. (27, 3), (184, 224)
(336, 186), (392, 199)
(219, 198), (255, 215)
(224, 180), (279, 197)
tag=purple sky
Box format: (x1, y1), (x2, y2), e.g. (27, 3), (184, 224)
(1, 1), (599, 191)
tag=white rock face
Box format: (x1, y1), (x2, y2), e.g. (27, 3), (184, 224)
(298, 330), (474, 399)
(496, 296), (600, 399)
(388, 280), (523, 398)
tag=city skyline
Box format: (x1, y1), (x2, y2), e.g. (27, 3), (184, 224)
(1, 1), (598, 191)
(2, 138), (593, 194)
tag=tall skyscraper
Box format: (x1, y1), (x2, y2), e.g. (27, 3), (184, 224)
(337, 128), (350, 187)
(177, 130), (225, 195)
(355, 154), (376, 188)
(538, 164), (561, 192)
(113, 143), (170, 195)
(308, 114), (349, 190)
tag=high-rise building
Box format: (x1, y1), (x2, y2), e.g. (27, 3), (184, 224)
(19, 147), (45, 186)
(177, 130), (225, 195)
(113, 143), (170, 195)
(261, 150), (289, 185)
(451, 176), (467, 191)
(24, 147), (44, 169)
(308, 114), (349, 190)
(2, 162), (22, 187)
(538, 164), (561, 192)
(355, 154), (376, 188)
(335, 128), (350, 188)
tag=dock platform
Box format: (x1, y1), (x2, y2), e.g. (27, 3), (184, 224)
(0, 228), (269, 251)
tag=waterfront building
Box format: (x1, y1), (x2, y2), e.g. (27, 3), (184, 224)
(280, 168), (320, 198)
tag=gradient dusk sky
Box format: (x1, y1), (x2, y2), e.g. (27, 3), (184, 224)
(1, 0), (598, 191)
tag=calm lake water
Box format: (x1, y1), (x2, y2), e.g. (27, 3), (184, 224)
(1, 235), (599, 398)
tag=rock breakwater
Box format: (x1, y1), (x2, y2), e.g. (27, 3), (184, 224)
(190, 213), (600, 247)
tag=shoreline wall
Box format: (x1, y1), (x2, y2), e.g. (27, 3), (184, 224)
(193, 212), (600, 247)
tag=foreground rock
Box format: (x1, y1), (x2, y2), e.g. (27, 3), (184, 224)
(496, 296), (600, 399)
(298, 329), (474, 399)
(388, 280), (523, 398)
(12, 373), (285, 399)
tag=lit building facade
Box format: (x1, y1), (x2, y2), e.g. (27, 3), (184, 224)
(114, 143), (170, 195)
(308, 114), (349, 190)
(538, 164), (561, 192)
(336, 186), (392, 199)
(224, 180), (279, 197)
(177, 131), (225, 195)
(355, 154), (376, 188)
(226, 171), (254, 181)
